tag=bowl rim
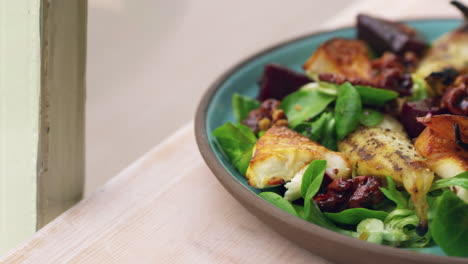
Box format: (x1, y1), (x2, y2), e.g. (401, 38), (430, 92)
(194, 17), (467, 263)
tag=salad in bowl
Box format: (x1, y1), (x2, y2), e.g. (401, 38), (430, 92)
(210, 1), (468, 258)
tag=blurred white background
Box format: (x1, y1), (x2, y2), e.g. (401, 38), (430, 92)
(85, 0), (356, 195)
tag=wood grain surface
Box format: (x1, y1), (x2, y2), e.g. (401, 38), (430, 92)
(1, 0), (458, 263)
(1, 124), (329, 264)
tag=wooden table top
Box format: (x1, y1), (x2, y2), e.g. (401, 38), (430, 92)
(1, 1), (458, 263)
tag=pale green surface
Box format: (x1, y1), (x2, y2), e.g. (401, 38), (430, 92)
(0, 0), (40, 254)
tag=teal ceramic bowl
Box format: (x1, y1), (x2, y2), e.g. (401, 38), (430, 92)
(195, 19), (467, 264)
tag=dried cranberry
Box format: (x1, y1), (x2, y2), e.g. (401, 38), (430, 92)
(348, 176), (384, 208)
(313, 176), (384, 212)
(314, 194), (346, 212)
(318, 172), (334, 194)
(328, 178), (354, 193)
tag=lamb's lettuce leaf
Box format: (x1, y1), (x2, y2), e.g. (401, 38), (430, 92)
(301, 81), (398, 107)
(325, 208), (388, 225)
(281, 90), (335, 127)
(300, 160), (327, 198)
(380, 176), (409, 209)
(259, 192), (298, 217)
(232, 93), (260, 123)
(212, 122), (256, 175)
(431, 190), (468, 257)
(359, 108), (383, 127)
(321, 116), (338, 151)
(293, 112), (337, 151)
(430, 172), (468, 192)
(356, 209), (430, 248)
(335, 82), (362, 140)
(354, 85), (398, 106)
(300, 160), (354, 236)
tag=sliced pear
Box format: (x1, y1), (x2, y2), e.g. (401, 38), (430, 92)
(338, 125), (435, 228)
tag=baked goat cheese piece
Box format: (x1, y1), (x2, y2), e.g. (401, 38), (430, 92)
(245, 125), (351, 200)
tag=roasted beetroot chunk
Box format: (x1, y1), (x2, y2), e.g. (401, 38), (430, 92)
(357, 14), (427, 56)
(399, 98), (445, 138)
(257, 64), (311, 101)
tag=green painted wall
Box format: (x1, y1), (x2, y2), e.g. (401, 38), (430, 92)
(0, 0), (40, 254)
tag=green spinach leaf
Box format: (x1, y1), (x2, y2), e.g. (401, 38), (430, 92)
(232, 93), (260, 123)
(431, 190), (468, 257)
(281, 90), (335, 127)
(259, 192), (298, 217)
(359, 108), (383, 127)
(335, 82), (362, 140)
(325, 208), (388, 225)
(380, 176), (408, 209)
(212, 122), (256, 175)
(300, 160), (327, 198)
(354, 85), (398, 106)
(430, 171), (468, 192)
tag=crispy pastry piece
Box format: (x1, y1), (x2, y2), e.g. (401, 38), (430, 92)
(415, 115), (468, 202)
(416, 114), (468, 142)
(415, 128), (468, 177)
(303, 38), (372, 79)
(246, 126), (351, 189)
(338, 125), (434, 228)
